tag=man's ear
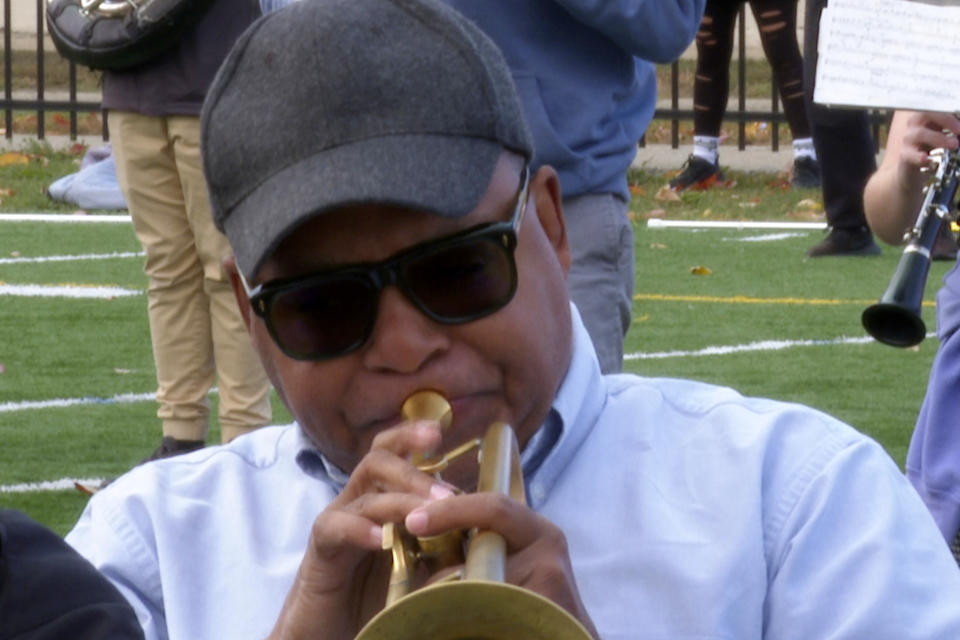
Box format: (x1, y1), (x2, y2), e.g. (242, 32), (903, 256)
(530, 166), (571, 275)
(223, 255), (255, 332)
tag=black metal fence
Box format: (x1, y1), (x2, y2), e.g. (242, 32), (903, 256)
(3, 0), (101, 140)
(2, 2), (884, 148)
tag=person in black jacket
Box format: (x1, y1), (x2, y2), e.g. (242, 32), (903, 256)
(104, 0), (272, 463)
(0, 509), (142, 639)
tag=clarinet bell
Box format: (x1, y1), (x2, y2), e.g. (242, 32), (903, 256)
(862, 247), (930, 347)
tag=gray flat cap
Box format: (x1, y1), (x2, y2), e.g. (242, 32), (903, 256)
(201, 0), (534, 278)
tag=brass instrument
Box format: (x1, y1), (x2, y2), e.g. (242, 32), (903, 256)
(46, 0), (215, 71)
(862, 147), (960, 347)
(355, 391), (592, 640)
(77, 0), (138, 17)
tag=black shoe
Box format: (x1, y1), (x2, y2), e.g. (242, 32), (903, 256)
(806, 226), (881, 257)
(932, 224), (958, 261)
(791, 157), (821, 188)
(669, 155), (724, 190)
(140, 436), (206, 464)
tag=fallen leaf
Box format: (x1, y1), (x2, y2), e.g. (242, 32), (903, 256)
(738, 202), (758, 208)
(74, 481), (99, 495)
(0, 152), (29, 166)
(644, 208), (667, 219)
(768, 173), (792, 190)
(10, 251), (20, 257)
(649, 242), (668, 250)
(113, 368), (134, 375)
(701, 208), (713, 218)
(655, 185), (681, 202)
(690, 265), (714, 275)
(0, 188), (14, 197)
(687, 173), (723, 191)
(795, 198), (823, 211)
(633, 314), (650, 323)
(787, 209), (826, 222)
(0, 363), (5, 374)
(628, 184), (646, 196)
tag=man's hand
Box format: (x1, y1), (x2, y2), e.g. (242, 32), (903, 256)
(268, 419), (598, 640)
(405, 492), (600, 639)
(268, 419), (452, 640)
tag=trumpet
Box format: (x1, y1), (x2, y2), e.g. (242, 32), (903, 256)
(355, 390), (592, 640)
(862, 147), (960, 347)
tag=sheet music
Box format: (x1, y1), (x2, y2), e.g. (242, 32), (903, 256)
(814, 0), (960, 112)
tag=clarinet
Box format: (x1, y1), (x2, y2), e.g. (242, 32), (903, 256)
(862, 147), (960, 347)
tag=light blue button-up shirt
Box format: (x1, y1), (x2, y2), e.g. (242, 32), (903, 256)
(67, 308), (960, 639)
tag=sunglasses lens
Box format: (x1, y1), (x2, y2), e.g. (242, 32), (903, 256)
(268, 276), (375, 358)
(404, 234), (516, 321)
(258, 231), (517, 360)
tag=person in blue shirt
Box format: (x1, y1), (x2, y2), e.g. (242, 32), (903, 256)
(67, 2), (960, 638)
(444, 0), (704, 374)
(864, 109), (960, 561)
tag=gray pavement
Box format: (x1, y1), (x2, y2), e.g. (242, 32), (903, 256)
(634, 144), (796, 173)
(635, 143), (885, 173)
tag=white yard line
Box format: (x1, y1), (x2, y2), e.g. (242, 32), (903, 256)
(0, 213), (131, 223)
(730, 232), (809, 242)
(0, 283), (142, 298)
(0, 478), (105, 494)
(0, 251), (143, 265)
(623, 334), (929, 360)
(0, 391), (154, 413)
(647, 219), (826, 230)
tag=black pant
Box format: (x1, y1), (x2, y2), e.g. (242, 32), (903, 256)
(803, 0), (876, 229)
(695, 0), (810, 139)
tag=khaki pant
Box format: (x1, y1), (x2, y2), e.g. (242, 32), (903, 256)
(110, 111), (271, 443)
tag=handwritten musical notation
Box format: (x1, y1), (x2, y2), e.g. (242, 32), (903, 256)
(814, 0), (960, 112)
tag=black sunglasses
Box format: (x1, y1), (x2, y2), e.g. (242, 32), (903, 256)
(240, 166), (530, 360)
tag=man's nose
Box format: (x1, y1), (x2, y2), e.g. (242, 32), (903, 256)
(360, 285), (449, 373)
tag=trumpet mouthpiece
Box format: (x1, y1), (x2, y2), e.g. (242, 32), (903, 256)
(401, 390), (453, 431)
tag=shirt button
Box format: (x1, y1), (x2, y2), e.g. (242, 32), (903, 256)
(530, 484), (546, 504)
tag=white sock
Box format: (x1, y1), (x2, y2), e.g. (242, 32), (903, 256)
(793, 137), (817, 161)
(692, 136), (719, 165)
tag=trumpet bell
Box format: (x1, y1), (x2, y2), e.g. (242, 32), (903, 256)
(356, 580), (593, 640)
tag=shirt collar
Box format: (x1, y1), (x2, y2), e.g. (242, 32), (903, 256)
(294, 303), (605, 506)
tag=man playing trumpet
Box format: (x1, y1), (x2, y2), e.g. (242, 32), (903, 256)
(67, 1), (960, 638)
